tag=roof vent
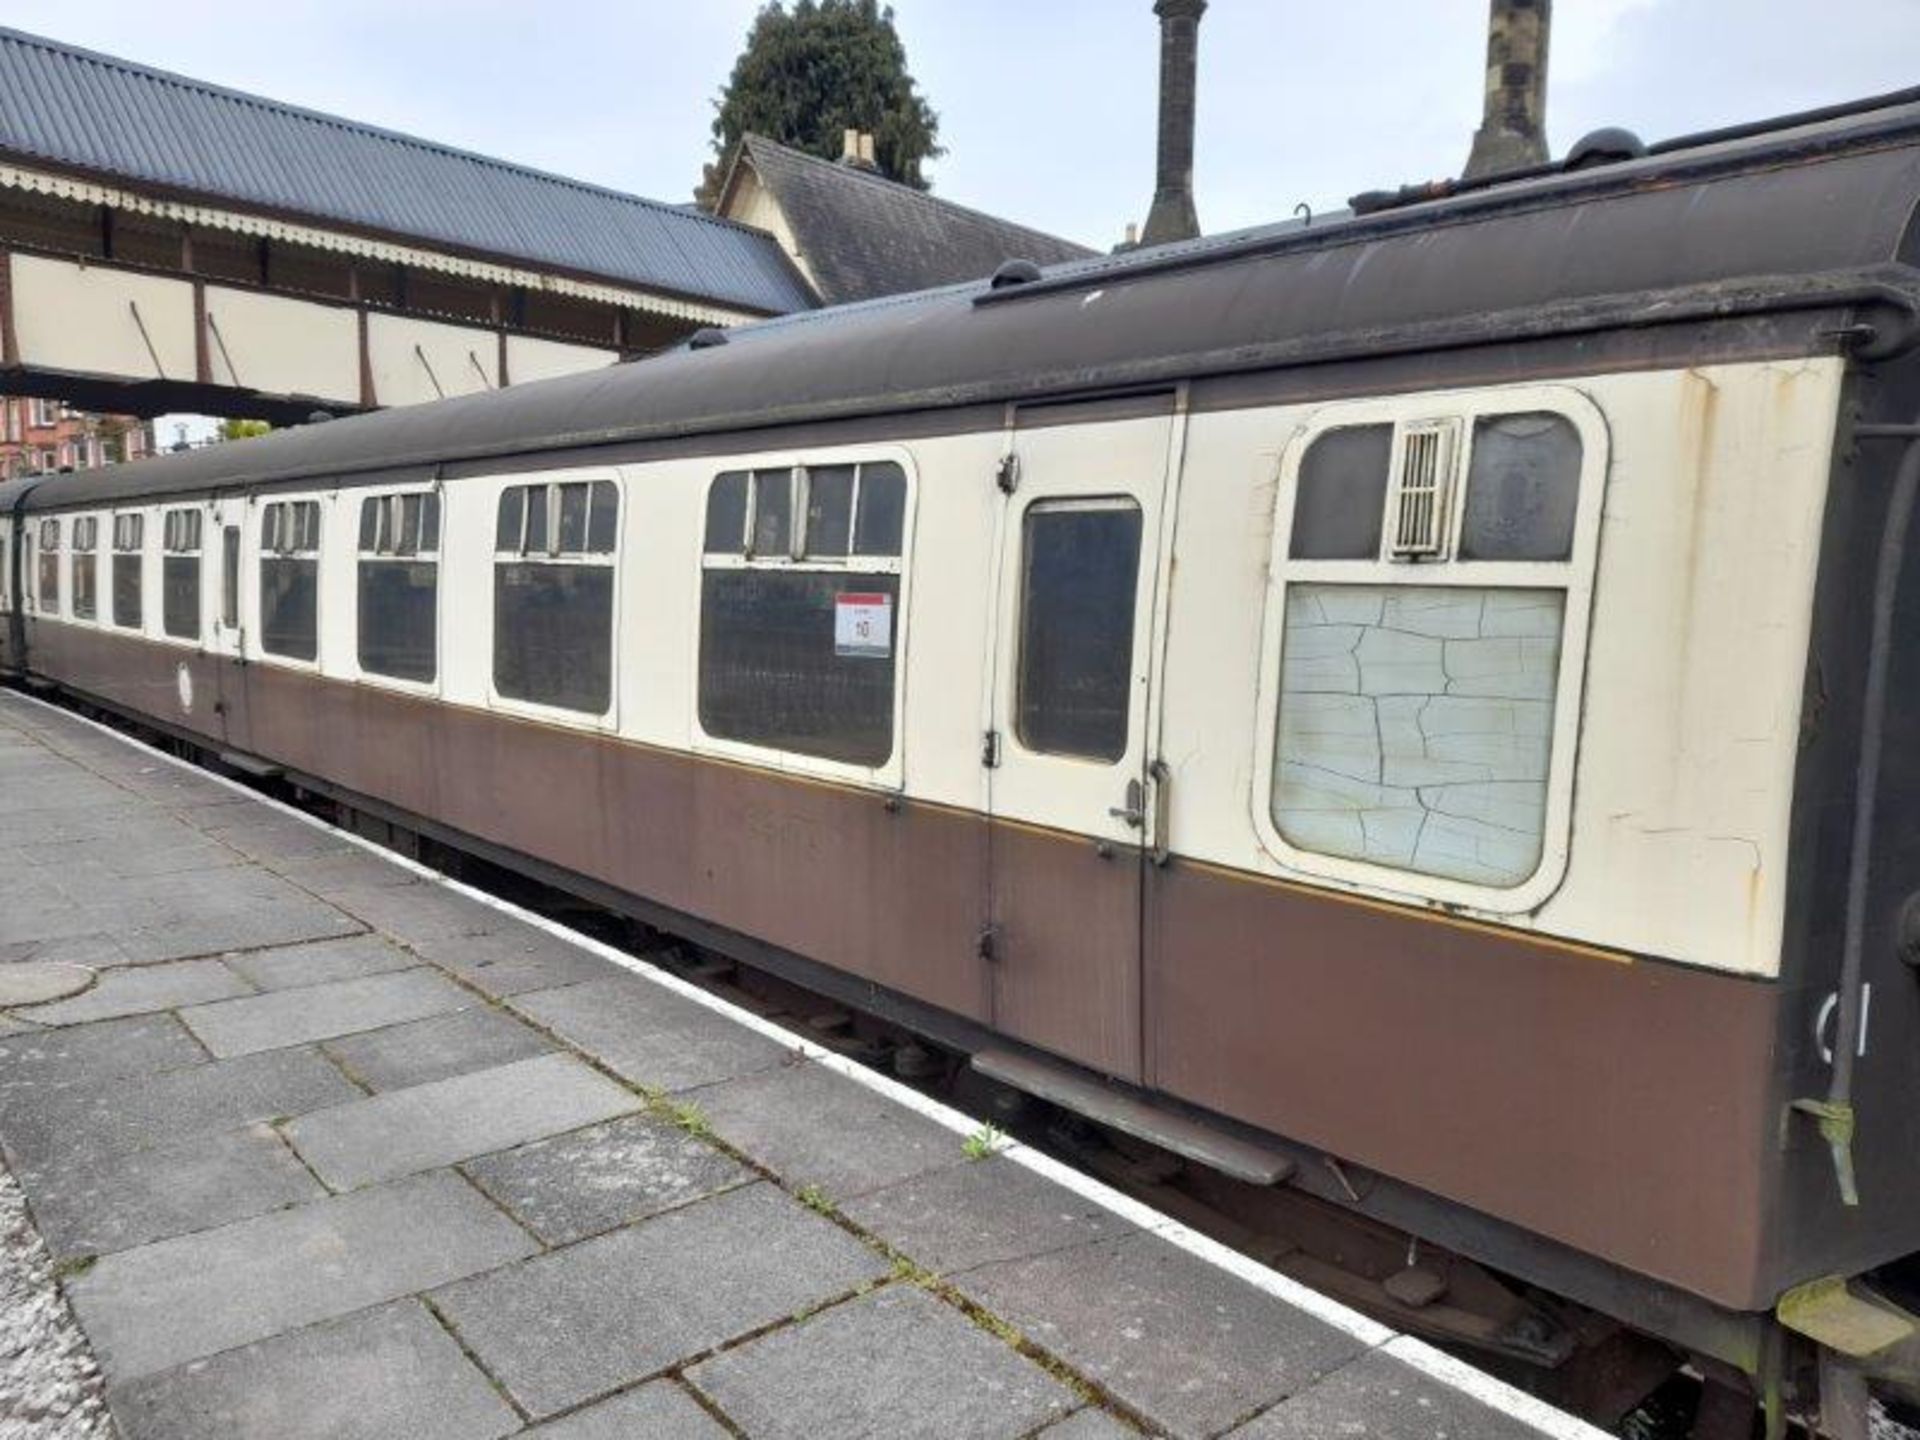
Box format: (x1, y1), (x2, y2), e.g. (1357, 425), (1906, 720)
(688, 327), (730, 350)
(990, 259), (1043, 290)
(1387, 419), (1462, 560)
(1565, 127), (1647, 171)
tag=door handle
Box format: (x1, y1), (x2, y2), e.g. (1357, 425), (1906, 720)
(1108, 777), (1145, 829)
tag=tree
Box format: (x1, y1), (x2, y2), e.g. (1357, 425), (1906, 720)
(696, 0), (942, 207)
(217, 419), (271, 443)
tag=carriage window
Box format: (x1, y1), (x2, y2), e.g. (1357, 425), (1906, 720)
(71, 518), (99, 621)
(162, 510), (202, 641)
(1290, 425), (1393, 560)
(493, 480), (616, 713)
(1458, 413), (1581, 561)
(260, 500), (321, 661)
(1269, 406), (1587, 890)
(358, 491), (440, 683)
(112, 514), (145, 629)
(1015, 500), (1143, 762)
(36, 518), (59, 612)
(698, 461), (908, 766)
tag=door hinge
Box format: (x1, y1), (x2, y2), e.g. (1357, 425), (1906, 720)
(976, 923), (1001, 963)
(995, 453), (1020, 494)
(981, 729), (1001, 768)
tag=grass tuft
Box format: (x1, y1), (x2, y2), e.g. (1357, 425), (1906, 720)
(796, 1184), (835, 1216)
(962, 1122), (1004, 1161)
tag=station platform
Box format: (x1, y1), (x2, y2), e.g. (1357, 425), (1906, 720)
(0, 690), (1603, 1440)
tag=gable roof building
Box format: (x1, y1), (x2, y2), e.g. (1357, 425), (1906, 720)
(716, 134), (1095, 306)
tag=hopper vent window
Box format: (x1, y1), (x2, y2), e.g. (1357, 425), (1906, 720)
(1387, 419), (1460, 561)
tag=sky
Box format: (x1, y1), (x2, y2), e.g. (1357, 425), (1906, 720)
(9, 0), (1920, 255)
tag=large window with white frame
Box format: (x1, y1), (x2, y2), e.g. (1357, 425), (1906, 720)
(260, 500), (321, 661)
(1257, 390), (1604, 908)
(493, 479), (617, 714)
(162, 509), (203, 642)
(71, 517), (99, 621)
(112, 514), (146, 630)
(358, 490), (440, 684)
(698, 460), (908, 768)
(36, 518), (59, 614)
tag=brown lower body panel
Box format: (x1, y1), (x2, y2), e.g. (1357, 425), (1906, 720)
(25, 623), (1785, 1310)
(1145, 862), (1783, 1310)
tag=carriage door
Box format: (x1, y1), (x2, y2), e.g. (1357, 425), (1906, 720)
(983, 396), (1176, 1083)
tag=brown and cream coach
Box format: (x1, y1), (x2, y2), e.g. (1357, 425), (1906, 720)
(9, 92), (1920, 1436)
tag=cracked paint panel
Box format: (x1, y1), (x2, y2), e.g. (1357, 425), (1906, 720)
(1272, 584), (1563, 887)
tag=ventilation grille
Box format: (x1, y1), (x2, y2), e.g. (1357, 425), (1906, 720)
(1388, 419), (1461, 560)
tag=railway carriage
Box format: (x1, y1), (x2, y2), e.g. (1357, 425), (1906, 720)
(10, 94), (1920, 1434)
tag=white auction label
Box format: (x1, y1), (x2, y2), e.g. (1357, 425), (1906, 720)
(834, 591), (893, 658)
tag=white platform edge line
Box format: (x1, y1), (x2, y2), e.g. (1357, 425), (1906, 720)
(8, 691), (1610, 1439)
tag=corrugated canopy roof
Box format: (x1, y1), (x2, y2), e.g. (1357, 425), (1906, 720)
(736, 135), (1095, 304)
(0, 27), (818, 316)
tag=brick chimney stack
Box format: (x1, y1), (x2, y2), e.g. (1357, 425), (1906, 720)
(1464, 0), (1551, 179)
(1140, 0), (1206, 247)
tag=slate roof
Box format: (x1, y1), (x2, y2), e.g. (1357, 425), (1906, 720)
(730, 135), (1095, 305)
(0, 28), (817, 316)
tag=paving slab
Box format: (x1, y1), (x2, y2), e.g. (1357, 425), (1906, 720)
(1038, 1409), (1141, 1438)
(24, 828), (242, 881)
(219, 934), (416, 992)
(1224, 1348), (1553, 1439)
(0, 1013), (204, 1096)
(688, 1282), (1078, 1440)
(957, 1231), (1368, 1440)
(47, 868), (367, 966)
(178, 968), (471, 1057)
(319, 881), (502, 945)
(841, 1155), (1134, 1276)
(0, 931), (135, 971)
(322, 1005), (554, 1092)
(432, 1182), (889, 1418)
(0, 960), (95, 1007)
(187, 810), (361, 864)
(265, 848), (425, 894)
(463, 1111), (754, 1245)
(67, 1169), (539, 1381)
(0, 1046), (361, 1170)
(694, 1059), (970, 1202)
(284, 1052), (640, 1191)
(107, 1299), (519, 1440)
(17, 1122), (323, 1261)
(408, 923), (625, 998)
(113, 891), (365, 966)
(16, 958), (252, 1026)
(0, 889), (124, 947)
(0, 800), (172, 850)
(510, 975), (789, 1092)
(522, 1381), (731, 1439)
